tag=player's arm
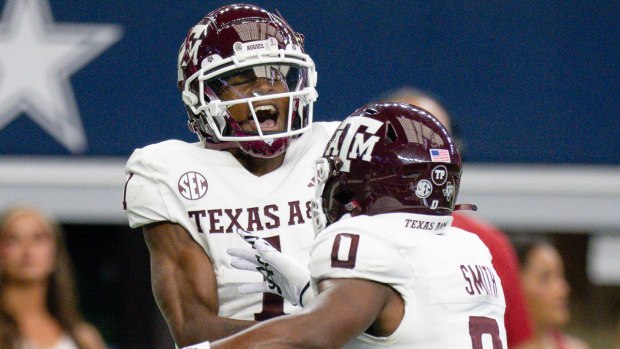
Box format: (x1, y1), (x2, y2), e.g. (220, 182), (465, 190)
(143, 221), (256, 346)
(209, 278), (401, 349)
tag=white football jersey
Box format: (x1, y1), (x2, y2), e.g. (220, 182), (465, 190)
(310, 213), (507, 349)
(124, 121), (339, 320)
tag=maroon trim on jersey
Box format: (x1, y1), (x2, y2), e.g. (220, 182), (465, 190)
(122, 173), (134, 210)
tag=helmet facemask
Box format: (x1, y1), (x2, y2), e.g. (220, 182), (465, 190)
(312, 156), (364, 234)
(311, 157), (335, 234)
(182, 39), (317, 158)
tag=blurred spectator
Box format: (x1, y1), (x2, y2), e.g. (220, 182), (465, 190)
(615, 321), (620, 349)
(379, 86), (535, 348)
(0, 206), (107, 349)
(513, 236), (590, 349)
(616, 317), (620, 349)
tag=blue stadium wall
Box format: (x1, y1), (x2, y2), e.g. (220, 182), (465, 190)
(0, 0), (618, 164)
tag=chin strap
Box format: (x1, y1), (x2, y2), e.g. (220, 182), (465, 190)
(454, 203), (478, 211)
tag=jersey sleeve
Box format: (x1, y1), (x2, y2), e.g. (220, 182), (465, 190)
(309, 218), (410, 287)
(123, 147), (175, 228)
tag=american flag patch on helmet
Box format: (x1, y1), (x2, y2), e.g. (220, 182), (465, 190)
(430, 149), (450, 162)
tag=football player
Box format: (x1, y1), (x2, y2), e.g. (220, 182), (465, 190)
(122, 4), (339, 347)
(380, 87), (535, 348)
(194, 103), (508, 348)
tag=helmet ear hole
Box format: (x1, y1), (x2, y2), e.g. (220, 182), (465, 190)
(334, 190), (355, 205)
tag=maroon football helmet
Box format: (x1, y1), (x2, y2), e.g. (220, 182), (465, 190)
(177, 4), (317, 158)
(312, 102), (464, 230)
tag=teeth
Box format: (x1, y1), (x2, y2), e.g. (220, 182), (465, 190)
(255, 105), (276, 114)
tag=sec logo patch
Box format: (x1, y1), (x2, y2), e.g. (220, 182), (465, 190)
(178, 171), (208, 200)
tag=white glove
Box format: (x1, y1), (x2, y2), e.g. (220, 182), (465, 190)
(181, 340), (210, 349)
(227, 229), (315, 306)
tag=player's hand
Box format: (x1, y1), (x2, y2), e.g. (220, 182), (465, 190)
(227, 229), (315, 306)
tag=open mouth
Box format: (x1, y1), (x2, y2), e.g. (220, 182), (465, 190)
(246, 104), (281, 132)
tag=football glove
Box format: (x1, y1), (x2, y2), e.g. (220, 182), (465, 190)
(227, 229), (315, 306)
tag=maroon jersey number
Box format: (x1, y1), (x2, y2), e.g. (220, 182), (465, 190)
(254, 235), (286, 321)
(330, 233), (360, 269)
(469, 316), (504, 349)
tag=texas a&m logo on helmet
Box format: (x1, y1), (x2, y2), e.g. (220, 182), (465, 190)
(323, 114), (383, 172)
